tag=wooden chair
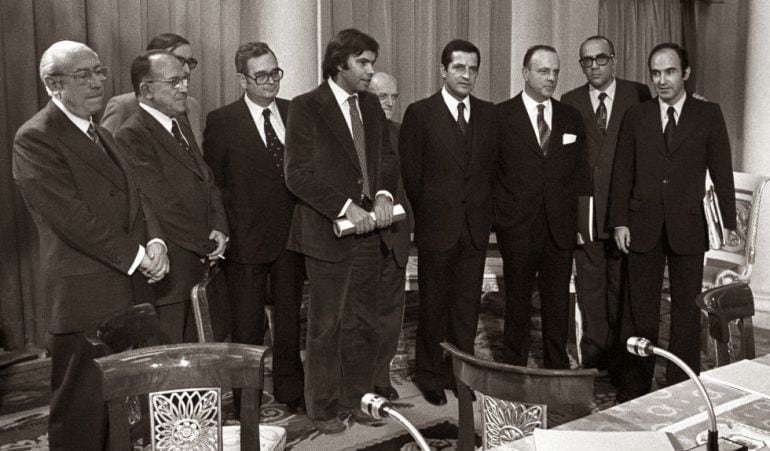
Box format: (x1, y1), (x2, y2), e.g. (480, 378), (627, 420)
(696, 282), (755, 366)
(190, 261), (231, 343)
(441, 342), (597, 451)
(94, 342), (268, 450)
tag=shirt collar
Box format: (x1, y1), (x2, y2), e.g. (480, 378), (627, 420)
(51, 96), (92, 136)
(329, 78), (357, 107)
(243, 94), (279, 119)
(441, 86), (470, 114)
(589, 77), (617, 102)
(522, 90), (551, 113)
(659, 92), (687, 123)
(138, 101), (176, 133)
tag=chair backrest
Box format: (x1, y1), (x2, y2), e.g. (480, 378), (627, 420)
(94, 342), (267, 451)
(696, 282), (755, 366)
(745, 176), (770, 302)
(190, 261), (231, 343)
(92, 302), (168, 352)
(441, 342), (597, 451)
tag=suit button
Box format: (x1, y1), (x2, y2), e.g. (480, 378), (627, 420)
(357, 178), (363, 185)
(109, 190), (116, 197)
(662, 179), (669, 184)
(594, 165), (599, 170)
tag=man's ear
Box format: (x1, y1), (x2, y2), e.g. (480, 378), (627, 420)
(683, 66), (691, 81)
(43, 75), (60, 96)
(139, 82), (152, 99)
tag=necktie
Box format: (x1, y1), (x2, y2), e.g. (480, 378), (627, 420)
(596, 92), (608, 134)
(537, 104), (551, 156)
(348, 95), (371, 199)
(87, 123), (99, 144)
(171, 118), (191, 153)
(664, 106), (676, 151)
(457, 102), (468, 135)
(262, 109), (285, 173)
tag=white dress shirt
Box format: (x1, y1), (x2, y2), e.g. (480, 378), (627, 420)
(243, 94), (285, 145)
(659, 92), (687, 130)
(589, 77), (617, 125)
(441, 86), (471, 122)
(521, 91), (552, 146)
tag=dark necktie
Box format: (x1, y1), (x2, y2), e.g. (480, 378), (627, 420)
(457, 102), (468, 135)
(596, 92), (608, 134)
(171, 118), (191, 153)
(537, 104), (551, 156)
(262, 109), (285, 172)
(348, 95), (371, 199)
(664, 106), (676, 151)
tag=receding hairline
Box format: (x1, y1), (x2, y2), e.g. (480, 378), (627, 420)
(370, 72), (397, 89)
(579, 36), (614, 57)
(39, 40), (98, 80)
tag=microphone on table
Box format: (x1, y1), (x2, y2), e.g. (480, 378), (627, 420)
(626, 337), (747, 451)
(361, 393), (431, 451)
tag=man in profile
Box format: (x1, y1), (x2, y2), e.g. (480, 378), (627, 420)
(400, 40), (497, 406)
(116, 51), (228, 342)
(561, 35), (651, 375)
(367, 71), (411, 401)
(284, 29), (399, 433)
(13, 40), (168, 450)
(204, 42), (306, 413)
(609, 43), (736, 401)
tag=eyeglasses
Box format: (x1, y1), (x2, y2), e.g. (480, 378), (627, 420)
(377, 93), (399, 102)
(144, 76), (190, 90)
(243, 68), (284, 85)
(52, 67), (109, 86)
(175, 56), (198, 70)
(579, 54), (613, 68)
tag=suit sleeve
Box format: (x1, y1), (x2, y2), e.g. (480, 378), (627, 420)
(284, 97), (351, 220)
(398, 103), (424, 208)
(607, 109), (636, 228)
(116, 126), (215, 257)
(13, 128), (142, 273)
(202, 110), (228, 202)
(573, 111), (591, 196)
(706, 103), (737, 230)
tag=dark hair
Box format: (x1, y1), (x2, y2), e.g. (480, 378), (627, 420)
(440, 39), (481, 69)
(131, 50), (175, 96)
(321, 28), (379, 80)
(580, 35), (615, 56)
(146, 33), (190, 52)
(647, 42), (689, 72)
(235, 42), (276, 75)
(523, 45), (557, 67)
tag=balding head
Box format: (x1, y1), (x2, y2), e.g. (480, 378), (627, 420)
(39, 40), (105, 119)
(368, 72), (399, 120)
(39, 40), (97, 85)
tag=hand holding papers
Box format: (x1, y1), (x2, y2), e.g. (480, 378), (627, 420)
(334, 203), (406, 237)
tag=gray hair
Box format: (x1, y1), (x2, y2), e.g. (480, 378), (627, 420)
(39, 40), (97, 95)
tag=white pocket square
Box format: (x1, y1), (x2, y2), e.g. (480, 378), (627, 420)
(562, 133), (577, 145)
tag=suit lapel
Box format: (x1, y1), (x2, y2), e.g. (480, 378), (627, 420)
(317, 82), (362, 175)
(96, 125), (141, 229)
(359, 92), (381, 189)
(668, 96), (700, 156)
(139, 109), (205, 179)
(427, 93), (469, 169)
(508, 95), (543, 158)
(576, 85), (604, 152)
(469, 96), (488, 172)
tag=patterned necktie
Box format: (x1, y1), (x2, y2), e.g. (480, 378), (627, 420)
(171, 118), (191, 153)
(87, 123), (99, 144)
(664, 106), (676, 151)
(262, 109), (285, 173)
(537, 104), (551, 156)
(348, 95), (371, 199)
(457, 102), (468, 135)
(596, 92), (608, 134)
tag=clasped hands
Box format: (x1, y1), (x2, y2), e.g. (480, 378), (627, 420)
(345, 195), (394, 235)
(140, 241), (169, 283)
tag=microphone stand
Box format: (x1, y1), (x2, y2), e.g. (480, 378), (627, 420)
(361, 393), (431, 451)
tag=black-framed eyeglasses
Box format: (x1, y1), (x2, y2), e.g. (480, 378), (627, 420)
(51, 66), (109, 86)
(144, 75), (190, 90)
(243, 68), (284, 85)
(175, 56), (198, 70)
(579, 54), (613, 68)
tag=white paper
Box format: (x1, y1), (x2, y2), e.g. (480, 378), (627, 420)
(701, 359), (770, 399)
(333, 203), (406, 237)
(532, 429), (680, 451)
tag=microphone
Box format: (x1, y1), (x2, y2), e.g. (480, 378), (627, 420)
(626, 337), (747, 451)
(361, 393), (430, 451)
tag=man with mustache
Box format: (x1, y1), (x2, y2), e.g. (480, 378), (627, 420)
(116, 51), (229, 343)
(608, 43), (736, 401)
(284, 28), (399, 434)
(400, 39), (497, 406)
(494, 45), (588, 369)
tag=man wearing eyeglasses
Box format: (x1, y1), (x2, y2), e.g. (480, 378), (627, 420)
(115, 50), (229, 343)
(13, 40), (169, 450)
(203, 42), (306, 415)
(494, 45), (588, 370)
(101, 33), (204, 148)
(561, 36), (651, 378)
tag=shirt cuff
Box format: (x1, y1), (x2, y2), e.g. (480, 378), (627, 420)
(128, 246), (145, 275)
(375, 190), (394, 202)
(338, 198), (353, 218)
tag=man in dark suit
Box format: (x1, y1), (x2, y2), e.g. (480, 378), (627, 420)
(561, 36), (652, 373)
(367, 71), (411, 401)
(101, 33), (203, 147)
(400, 39), (497, 406)
(609, 43), (736, 401)
(284, 29), (399, 434)
(13, 41), (168, 450)
(495, 45), (588, 369)
(203, 42), (305, 413)
(116, 51), (229, 343)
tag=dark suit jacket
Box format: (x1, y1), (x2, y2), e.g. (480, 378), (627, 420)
(387, 120), (411, 267)
(116, 107), (228, 304)
(399, 92), (497, 252)
(494, 93), (589, 250)
(561, 79), (652, 239)
(608, 95), (736, 255)
(284, 81), (399, 262)
(13, 101), (163, 333)
(204, 97), (295, 265)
